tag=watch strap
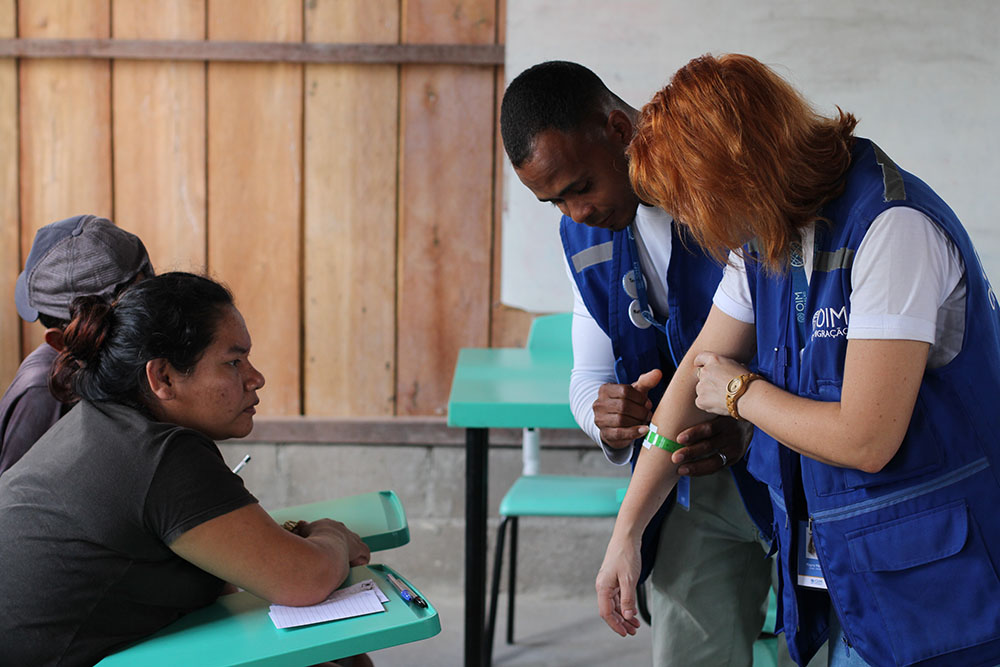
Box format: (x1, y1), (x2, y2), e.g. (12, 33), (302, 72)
(726, 372), (761, 420)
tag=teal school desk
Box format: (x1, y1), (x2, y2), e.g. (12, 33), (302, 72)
(268, 490), (410, 552)
(447, 345), (577, 667)
(97, 564), (439, 667)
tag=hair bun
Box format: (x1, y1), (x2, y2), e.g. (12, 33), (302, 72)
(49, 295), (115, 402)
(63, 296), (114, 363)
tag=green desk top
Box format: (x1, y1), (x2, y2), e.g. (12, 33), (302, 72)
(268, 490), (409, 552)
(447, 347), (577, 429)
(97, 564), (439, 667)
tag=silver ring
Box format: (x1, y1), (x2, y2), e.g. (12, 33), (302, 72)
(718, 451), (728, 467)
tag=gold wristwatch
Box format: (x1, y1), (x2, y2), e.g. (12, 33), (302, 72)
(725, 372), (761, 421)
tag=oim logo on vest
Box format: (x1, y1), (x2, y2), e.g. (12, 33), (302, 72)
(811, 306), (849, 340)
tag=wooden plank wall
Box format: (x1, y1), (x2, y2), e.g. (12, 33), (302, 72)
(303, 0), (399, 418)
(207, 0), (304, 417)
(0, 0), (531, 418)
(18, 0), (113, 356)
(487, 0), (531, 348)
(112, 1), (207, 274)
(0, 0), (17, 386)
(397, 0), (497, 415)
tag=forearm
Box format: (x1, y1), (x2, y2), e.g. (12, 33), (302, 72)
(613, 334), (722, 538)
(223, 530), (349, 606)
(737, 383), (901, 472)
(732, 339), (928, 472)
(611, 445), (679, 543)
(736, 383), (853, 466)
(569, 367), (625, 461)
(568, 292), (634, 465)
(171, 506), (354, 607)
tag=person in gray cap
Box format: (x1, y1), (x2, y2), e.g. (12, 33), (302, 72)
(0, 214), (153, 476)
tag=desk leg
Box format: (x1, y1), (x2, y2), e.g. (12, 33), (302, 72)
(465, 427), (488, 667)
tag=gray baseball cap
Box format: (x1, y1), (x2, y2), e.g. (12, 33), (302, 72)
(15, 214), (154, 323)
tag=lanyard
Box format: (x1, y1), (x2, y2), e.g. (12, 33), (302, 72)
(625, 225), (669, 336)
(789, 239), (810, 347)
(625, 224), (689, 508)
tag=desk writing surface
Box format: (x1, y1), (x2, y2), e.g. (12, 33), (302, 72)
(97, 564), (439, 667)
(268, 490), (409, 552)
(447, 347), (577, 429)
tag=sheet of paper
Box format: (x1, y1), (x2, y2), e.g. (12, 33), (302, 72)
(335, 578), (389, 604)
(268, 579), (387, 629)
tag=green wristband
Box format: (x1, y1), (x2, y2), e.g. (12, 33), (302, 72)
(644, 430), (684, 453)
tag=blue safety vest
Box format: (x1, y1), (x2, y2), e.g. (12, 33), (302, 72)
(561, 213), (772, 581)
(745, 138), (1000, 666)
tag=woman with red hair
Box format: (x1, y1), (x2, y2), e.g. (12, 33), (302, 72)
(596, 53), (1000, 666)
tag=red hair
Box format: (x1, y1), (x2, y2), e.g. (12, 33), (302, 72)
(628, 53), (857, 272)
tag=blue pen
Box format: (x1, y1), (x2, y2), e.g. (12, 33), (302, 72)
(386, 572), (427, 608)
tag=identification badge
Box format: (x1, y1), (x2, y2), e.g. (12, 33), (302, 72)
(797, 520), (827, 589)
(669, 424), (690, 509)
(676, 476), (690, 510)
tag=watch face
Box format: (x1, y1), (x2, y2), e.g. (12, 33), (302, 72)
(727, 377), (742, 393)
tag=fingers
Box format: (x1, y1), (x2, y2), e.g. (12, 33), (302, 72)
(618, 581), (639, 628)
(594, 381), (658, 449)
(595, 384), (654, 419)
(351, 539), (372, 566)
(282, 519), (305, 535)
(595, 575), (617, 627)
(674, 419), (717, 445)
(673, 437), (733, 476)
(595, 574), (640, 637)
(672, 437), (720, 463)
(693, 351), (718, 368)
(673, 419), (747, 476)
(674, 451), (726, 477)
(631, 368), (663, 394)
(593, 394), (653, 427)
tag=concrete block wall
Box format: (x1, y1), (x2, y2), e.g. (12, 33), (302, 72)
(217, 439), (630, 603)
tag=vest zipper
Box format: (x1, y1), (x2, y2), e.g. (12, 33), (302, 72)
(772, 346), (790, 388)
(808, 457), (990, 525)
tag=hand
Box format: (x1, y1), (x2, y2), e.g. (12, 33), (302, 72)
(298, 518), (371, 567)
(693, 352), (750, 417)
(671, 416), (753, 476)
(592, 369), (663, 450)
(595, 533), (642, 637)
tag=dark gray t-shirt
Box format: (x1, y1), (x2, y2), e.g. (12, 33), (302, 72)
(0, 400), (257, 666)
(0, 343), (67, 477)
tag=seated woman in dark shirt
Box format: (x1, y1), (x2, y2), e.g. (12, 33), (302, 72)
(0, 272), (371, 666)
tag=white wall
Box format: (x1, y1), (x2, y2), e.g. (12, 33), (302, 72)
(502, 0), (1000, 312)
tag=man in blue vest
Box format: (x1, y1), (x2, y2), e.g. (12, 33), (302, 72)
(500, 61), (798, 666)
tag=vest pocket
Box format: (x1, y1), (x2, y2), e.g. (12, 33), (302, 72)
(746, 433), (783, 490)
(844, 500), (1000, 664)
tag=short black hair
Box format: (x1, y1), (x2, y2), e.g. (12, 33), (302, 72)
(500, 61), (623, 167)
(38, 313), (67, 330)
